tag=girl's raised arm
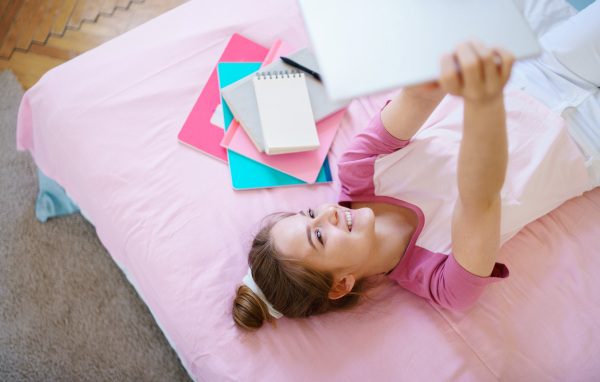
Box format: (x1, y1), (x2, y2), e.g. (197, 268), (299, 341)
(441, 40), (514, 277)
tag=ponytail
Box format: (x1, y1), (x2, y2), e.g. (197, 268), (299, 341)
(233, 285), (276, 331)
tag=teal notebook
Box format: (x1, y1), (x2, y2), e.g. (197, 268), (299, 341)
(217, 62), (332, 190)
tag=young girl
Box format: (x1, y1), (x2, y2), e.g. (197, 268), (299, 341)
(233, 3), (600, 330)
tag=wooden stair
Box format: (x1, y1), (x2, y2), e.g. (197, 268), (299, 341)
(0, 0), (144, 59)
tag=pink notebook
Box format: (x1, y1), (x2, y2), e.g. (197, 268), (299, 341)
(177, 34), (269, 163)
(220, 42), (347, 183)
(221, 110), (344, 183)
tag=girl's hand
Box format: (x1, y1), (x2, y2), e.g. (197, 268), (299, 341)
(439, 39), (514, 105)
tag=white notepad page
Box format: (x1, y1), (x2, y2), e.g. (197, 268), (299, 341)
(252, 72), (320, 155)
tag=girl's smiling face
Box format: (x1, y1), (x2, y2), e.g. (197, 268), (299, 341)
(270, 203), (376, 278)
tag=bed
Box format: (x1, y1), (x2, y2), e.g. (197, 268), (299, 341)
(16, 0), (600, 380)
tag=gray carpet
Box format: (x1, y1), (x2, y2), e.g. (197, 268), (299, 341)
(0, 70), (191, 381)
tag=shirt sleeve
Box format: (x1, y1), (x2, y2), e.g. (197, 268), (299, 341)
(388, 246), (509, 311)
(338, 104), (410, 200)
(341, 101), (410, 160)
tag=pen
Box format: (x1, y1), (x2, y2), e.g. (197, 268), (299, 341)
(280, 56), (322, 82)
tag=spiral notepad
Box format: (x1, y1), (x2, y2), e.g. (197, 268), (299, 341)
(252, 70), (319, 155)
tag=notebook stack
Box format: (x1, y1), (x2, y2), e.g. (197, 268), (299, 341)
(178, 34), (350, 190)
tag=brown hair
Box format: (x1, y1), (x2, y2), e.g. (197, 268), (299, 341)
(232, 213), (366, 331)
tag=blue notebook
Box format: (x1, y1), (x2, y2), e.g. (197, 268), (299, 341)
(217, 62), (332, 190)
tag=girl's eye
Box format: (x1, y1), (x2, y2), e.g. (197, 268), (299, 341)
(315, 229), (324, 245)
(308, 208), (315, 218)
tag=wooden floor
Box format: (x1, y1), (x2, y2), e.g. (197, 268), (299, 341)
(0, 0), (188, 90)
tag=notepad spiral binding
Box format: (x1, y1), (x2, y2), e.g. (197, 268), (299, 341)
(255, 70), (303, 80)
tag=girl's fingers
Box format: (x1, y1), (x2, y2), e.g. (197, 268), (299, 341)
(439, 52), (461, 95)
(455, 41), (481, 90)
(438, 40), (515, 100)
(470, 39), (499, 86)
(493, 46), (515, 84)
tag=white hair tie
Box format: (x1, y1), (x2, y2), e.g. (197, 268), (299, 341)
(242, 268), (283, 319)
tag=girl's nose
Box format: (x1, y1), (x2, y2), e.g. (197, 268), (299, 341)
(319, 204), (338, 226)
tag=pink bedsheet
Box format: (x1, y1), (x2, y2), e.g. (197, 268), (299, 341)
(16, 0), (600, 380)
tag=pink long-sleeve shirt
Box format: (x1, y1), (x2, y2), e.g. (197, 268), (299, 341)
(337, 87), (589, 310)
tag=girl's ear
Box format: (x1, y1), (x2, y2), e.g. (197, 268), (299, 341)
(328, 275), (356, 300)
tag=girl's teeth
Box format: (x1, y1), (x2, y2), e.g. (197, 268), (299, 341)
(345, 211), (352, 231)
